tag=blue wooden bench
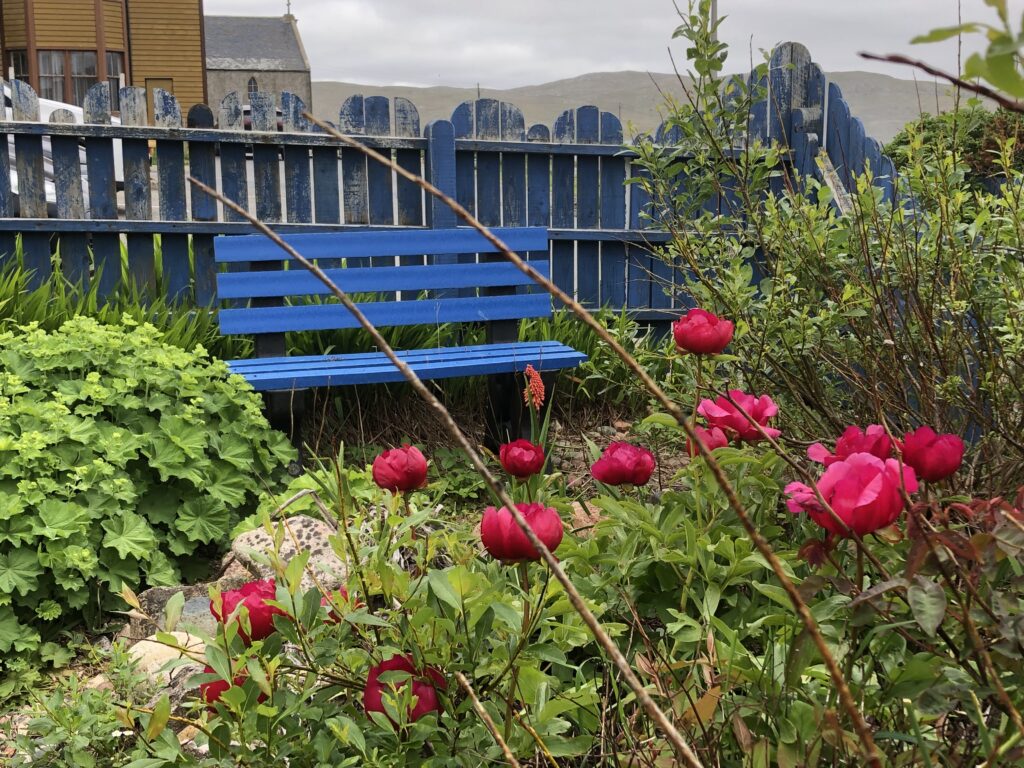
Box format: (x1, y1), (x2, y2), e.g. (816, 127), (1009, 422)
(213, 226), (587, 446)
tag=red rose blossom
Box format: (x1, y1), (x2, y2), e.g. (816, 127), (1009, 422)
(686, 426), (729, 457)
(372, 445), (428, 492)
(697, 390), (781, 443)
(200, 665), (266, 708)
(808, 424), (893, 466)
(480, 502), (564, 562)
(499, 439), (546, 478)
(899, 426), (965, 483)
(672, 308), (735, 355)
(363, 654), (446, 724)
(591, 442), (656, 486)
(210, 579), (286, 644)
(785, 452), (919, 537)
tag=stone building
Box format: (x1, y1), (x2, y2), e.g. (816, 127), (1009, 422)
(204, 14), (311, 113)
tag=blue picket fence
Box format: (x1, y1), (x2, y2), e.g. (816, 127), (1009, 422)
(0, 42), (894, 316)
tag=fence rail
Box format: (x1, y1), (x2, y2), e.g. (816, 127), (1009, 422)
(0, 42), (893, 316)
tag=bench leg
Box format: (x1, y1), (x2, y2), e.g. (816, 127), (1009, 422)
(266, 389), (307, 470)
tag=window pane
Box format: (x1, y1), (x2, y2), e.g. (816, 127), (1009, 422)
(38, 51), (65, 102)
(8, 51), (28, 81)
(106, 52), (124, 111)
(70, 52), (98, 107)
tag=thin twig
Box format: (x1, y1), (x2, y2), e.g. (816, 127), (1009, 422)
(859, 52), (1024, 114)
(292, 110), (883, 767)
(187, 173), (705, 768)
(456, 672), (521, 767)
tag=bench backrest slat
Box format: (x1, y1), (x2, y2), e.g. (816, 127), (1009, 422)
(213, 226), (553, 335)
(219, 293), (552, 335)
(213, 226), (548, 263)
(218, 260), (550, 300)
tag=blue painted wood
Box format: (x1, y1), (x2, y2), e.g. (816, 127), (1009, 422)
(339, 97), (369, 237)
(849, 116), (866, 188)
(600, 112), (627, 308)
(218, 260), (551, 299)
(523, 123), (551, 295)
(474, 99), (502, 229)
(220, 292), (553, 334)
(575, 106), (601, 307)
(11, 80), (52, 285)
(83, 84), (119, 296)
(227, 341), (586, 391)
(152, 89), (190, 301)
(118, 87), (156, 292)
(215, 227), (548, 262)
(218, 93), (250, 225)
(231, 340), (570, 370)
(394, 97), (423, 240)
(187, 104), (218, 306)
(0, 116), (13, 263)
(551, 109), (576, 299)
(48, 109), (89, 284)
(451, 101), (477, 223)
(627, 161), (653, 310)
(748, 68), (768, 144)
(364, 96), (395, 232)
(312, 145), (341, 224)
(501, 103), (527, 229)
(280, 93), (313, 224)
(827, 82), (852, 191)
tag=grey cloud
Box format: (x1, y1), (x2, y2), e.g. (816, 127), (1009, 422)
(204, 0), (1017, 85)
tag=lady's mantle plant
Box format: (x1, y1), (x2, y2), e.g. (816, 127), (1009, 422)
(0, 316), (294, 679)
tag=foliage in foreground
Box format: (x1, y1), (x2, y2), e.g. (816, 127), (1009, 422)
(0, 316), (295, 695)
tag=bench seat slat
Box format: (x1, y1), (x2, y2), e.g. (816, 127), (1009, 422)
(227, 340), (569, 371)
(217, 260), (550, 299)
(214, 226), (549, 263)
(220, 293), (552, 334)
(227, 341), (587, 391)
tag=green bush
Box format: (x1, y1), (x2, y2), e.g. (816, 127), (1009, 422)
(0, 315), (294, 689)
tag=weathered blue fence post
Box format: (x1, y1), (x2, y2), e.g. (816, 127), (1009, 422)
(11, 80), (51, 286)
(424, 119), (458, 296)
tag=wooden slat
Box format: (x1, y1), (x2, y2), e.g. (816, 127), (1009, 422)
(120, 87), (156, 293)
(394, 97), (423, 241)
(599, 112), (626, 307)
(627, 161), (653, 310)
(230, 340), (570, 370)
(218, 93), (250, 224)
(219, 292), (553, 334)
(12, 80), (51, 285)
(187, 103), (218, 305)
(364, 96), (394, 230)
(228, 343), (586, 391)
(217, 260), (550, 299)
(281, 93), (313, 225)
(339, 95), (369, 234)
(48, 108), (89, 284)
(153, 89), (190, 301)
(214, 226), (548, 263)
(575, 106), (601, 307)
(551, 110), (575, 298)
(84, 84), (118, 298)
(0, 101), (13, 263)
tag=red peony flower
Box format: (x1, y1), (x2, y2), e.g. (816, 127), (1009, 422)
(899, 426), (965, 482)
(697, 390), (781, 443)
(372, 445), (428, 493)
(785, 452), (919, 537)
(480, 502), (564, 562)
(210, 579), (286, 645)
(363, 654), (446, 724)
(499, 439), (546, 479)
(591, 442), (656, 486)
(686, 426), (729, 457)
(672, 308), (735, 355)
(808, 424), (893, 466)
(200, 665), (266, 708)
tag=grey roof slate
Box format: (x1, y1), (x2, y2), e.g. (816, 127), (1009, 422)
(204, 15), (309, 72)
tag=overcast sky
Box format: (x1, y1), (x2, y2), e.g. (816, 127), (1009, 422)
(203, 0), (1022, 88)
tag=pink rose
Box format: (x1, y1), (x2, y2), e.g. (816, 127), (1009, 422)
(697, 390), (781, 443)
(786, 452), (918, 537)
(808, 425), (893, 466)
(480, 502), (564, 562)
(591, 442), (656, 486)
(372, 445), (428, 492)
(899, 426), (965, 482)
(672, 308), (735, 355)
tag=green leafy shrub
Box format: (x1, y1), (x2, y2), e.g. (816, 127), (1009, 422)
(0, 315), (294, 685)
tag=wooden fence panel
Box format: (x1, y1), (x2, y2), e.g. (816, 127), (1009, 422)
(0, 109), (13, 264)
(153, 89), (190, 302)
(599, 112), (627, 309)
(12, 80), (51, 285)
(120, 87), (155, 293)
(83, 84), (119, 297)
(394, 98), (423, 235)
(551, 109), (576, 298)
(187, 103), (218, 305)
(48, 108), (89, 284)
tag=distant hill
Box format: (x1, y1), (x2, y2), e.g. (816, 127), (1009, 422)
(312, 70), (962, 143)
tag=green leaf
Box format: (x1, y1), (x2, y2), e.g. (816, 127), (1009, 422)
(102, 513), (158, 560)
(907, 577), (947, 637)
(911, 23), (981, 44)
(176, 497), (231, 543)
(0, 548), (44, 596)
(145, 695), (171, 742)
(164, 591), (185, 632)
(427, 569), (462, 612)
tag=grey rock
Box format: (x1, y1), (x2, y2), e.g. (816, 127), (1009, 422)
(147, 661), (206, 728)
(124, 574), (251, 643)
(231, 515), (347, 592)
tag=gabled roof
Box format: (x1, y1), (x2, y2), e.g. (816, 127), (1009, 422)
(204, 15), (310, 72)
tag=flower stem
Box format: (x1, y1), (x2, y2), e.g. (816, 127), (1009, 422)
(503, 562), (532, 744)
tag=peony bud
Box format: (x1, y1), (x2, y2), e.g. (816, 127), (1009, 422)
(480, 502), (564, 562)
(372, 445), (428, 493)
(591, 442), (656, 486)
(499, 439), (546, 479)
(672, 308), (734, 355)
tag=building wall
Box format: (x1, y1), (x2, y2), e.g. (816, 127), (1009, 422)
(206, 68), (311, 113)
(2, 3), (27, 49)
(32, 1), (97, 48)
(125, 0), (206, 115)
